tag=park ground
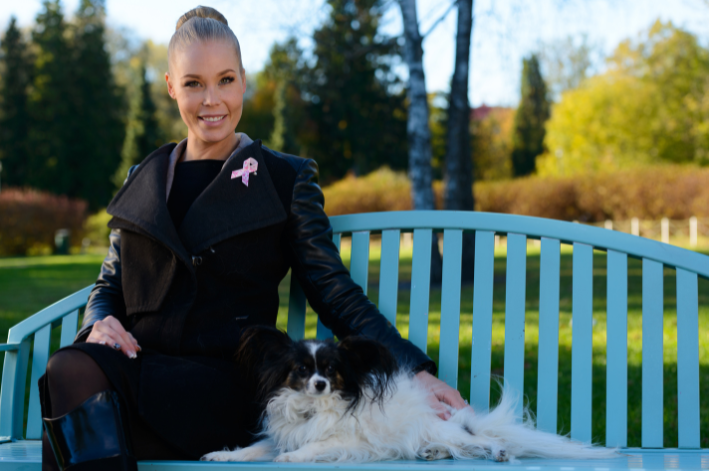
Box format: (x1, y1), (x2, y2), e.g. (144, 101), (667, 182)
(0, 243), (707, 447)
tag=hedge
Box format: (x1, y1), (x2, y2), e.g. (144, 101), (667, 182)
(0, 188), (88, 256)
(322, 166), (709, 221)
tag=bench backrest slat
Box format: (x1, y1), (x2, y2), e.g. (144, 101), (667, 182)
(26, 325), (51, 440)
(642, 258), (664, 448)
(503, 233), (527, 421)
(537, 237), (562, 433)
(378, 230), (401, 326)
(470, 231), (495, 412)
(315, 236), (341, 340)
(439, 229), (463, 389)
(675, 268), (700, 449)
(606, 250), (629, 447)
(287, 275), (307, 341)
(59, 310), (79, 348)
(350, 232), (370, 295)
(408, 229), (433, 353)
(571, 243), (594, 443)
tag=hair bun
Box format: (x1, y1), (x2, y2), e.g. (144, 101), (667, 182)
(176, 6), (228, 31)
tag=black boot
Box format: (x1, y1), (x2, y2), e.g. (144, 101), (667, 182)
(43, 390), (137, 471)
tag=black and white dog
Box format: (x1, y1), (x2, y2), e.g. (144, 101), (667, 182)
(202, 326), (616, 463)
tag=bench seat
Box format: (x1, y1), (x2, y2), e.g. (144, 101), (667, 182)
(0, 441), (706, 470)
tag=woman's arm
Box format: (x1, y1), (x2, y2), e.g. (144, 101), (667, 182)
(285, 158), (435, 374)
(76, 228), (127, 341)
(285, 159), (469, 417)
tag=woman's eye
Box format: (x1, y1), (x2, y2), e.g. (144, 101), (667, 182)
(184, 81), (200, 88)
(220, 76), (235, 85)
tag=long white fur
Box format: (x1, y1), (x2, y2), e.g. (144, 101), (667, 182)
(202, 372), (618, 463)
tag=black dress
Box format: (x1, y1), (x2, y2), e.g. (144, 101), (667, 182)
(40, 160), (262, 459)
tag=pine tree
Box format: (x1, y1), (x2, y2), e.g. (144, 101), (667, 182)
(28, 0), (75, 193)
(511, 54), (550, 177)
(305, 0), (408, 182)
(71, 0), (125, 208)
(114, 59), (162, 188)
(0, 17), (33, 188)
(263, 38), (303, 155)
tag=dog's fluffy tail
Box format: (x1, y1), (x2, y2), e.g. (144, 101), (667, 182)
(452, 387), (619, 461)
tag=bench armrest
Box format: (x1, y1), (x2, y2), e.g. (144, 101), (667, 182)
(0, 344), (20, 352)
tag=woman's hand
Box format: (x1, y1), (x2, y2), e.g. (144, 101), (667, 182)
(415, 370), (470, 420)
(86, 316), (141, 359)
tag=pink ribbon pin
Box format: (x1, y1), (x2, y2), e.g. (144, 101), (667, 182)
(231, 157), (258, 187)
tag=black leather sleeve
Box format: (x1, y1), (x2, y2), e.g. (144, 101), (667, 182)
(75, 165), (139, 343)
(286, 159), (437, 375)
(75, 229), (128, 342)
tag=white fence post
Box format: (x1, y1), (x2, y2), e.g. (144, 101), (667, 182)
(631, 218), (640, 237)
(604, 220), (613, 230)
(690, 217), (698, 247)
(661, 218), (670, 244)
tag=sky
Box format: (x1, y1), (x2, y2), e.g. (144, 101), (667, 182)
(2, 0), (708, 107)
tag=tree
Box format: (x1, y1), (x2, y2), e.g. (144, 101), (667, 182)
(262, 38), (306, 155)
(397, 0), (445, 283)
(28, 0), (76, 194)
(511, 54), (549, 177)
(471, 107), (514, 181)
(537, 22), (709, 176)
(71, 0), (125, 208)
(114, 53), (162, 188)
(397, 0), (436, 212)
(0, 17), (33, 188)
(305, 0), (408, 183)
(539, 35), (602, 101)
(443, 0), (475, 281)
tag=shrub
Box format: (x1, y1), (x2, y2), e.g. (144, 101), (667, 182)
(322, 165), (709, 221)
(0, 188), (88, 256)
(83, 209), (112, 247)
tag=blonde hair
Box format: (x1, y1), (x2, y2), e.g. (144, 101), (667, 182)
(168, 6), (243, 72)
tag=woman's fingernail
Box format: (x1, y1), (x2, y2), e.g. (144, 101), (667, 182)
(113, 343), (121, 350)
(129, 351), (137, 359)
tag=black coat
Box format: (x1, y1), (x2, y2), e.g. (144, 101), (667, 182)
(79, 138), (435, 370)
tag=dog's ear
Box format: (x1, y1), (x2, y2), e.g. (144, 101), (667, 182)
(337, 336), (398, 387)
(236, 325), (292, 370)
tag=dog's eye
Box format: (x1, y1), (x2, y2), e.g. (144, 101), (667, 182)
(297, 365), (308, 376)
(325, 365), (335, 375)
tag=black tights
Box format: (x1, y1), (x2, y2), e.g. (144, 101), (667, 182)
(42, 350), (188, 471)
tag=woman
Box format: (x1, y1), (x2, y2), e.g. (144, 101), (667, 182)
(40, 7), (467, 471)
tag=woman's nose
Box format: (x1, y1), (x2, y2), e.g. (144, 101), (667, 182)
(202, 86), (220, 106)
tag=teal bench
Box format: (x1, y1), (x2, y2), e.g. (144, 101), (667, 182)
(0, 210), (706, 470)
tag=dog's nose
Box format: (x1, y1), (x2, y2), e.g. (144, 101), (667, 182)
(315, 380), (327, 392)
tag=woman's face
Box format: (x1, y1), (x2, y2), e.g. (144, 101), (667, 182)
(166, 40), (246, 146)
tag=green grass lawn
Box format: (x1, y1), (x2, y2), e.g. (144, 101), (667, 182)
(1, 246), (707, 447)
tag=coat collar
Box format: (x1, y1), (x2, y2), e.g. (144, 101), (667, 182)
(107, 135), (287, 264)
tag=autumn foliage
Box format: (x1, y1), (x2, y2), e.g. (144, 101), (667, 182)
(322, 166), (709, 222)
(0, 188), (87, 256)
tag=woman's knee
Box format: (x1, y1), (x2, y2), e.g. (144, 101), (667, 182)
(45, 349), (111, 415)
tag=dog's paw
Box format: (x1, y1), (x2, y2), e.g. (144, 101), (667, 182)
(274, 451), (310, 463)
(420, 445), (451, 461)
(494, 449), (509, 462)
(201, 450), (238, 462)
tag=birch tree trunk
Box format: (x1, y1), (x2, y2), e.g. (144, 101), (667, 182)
(397, 0), (442, 283)
(444, 0), (476, 281)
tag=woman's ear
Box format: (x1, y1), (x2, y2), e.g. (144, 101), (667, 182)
(165, 72), (177, 100)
